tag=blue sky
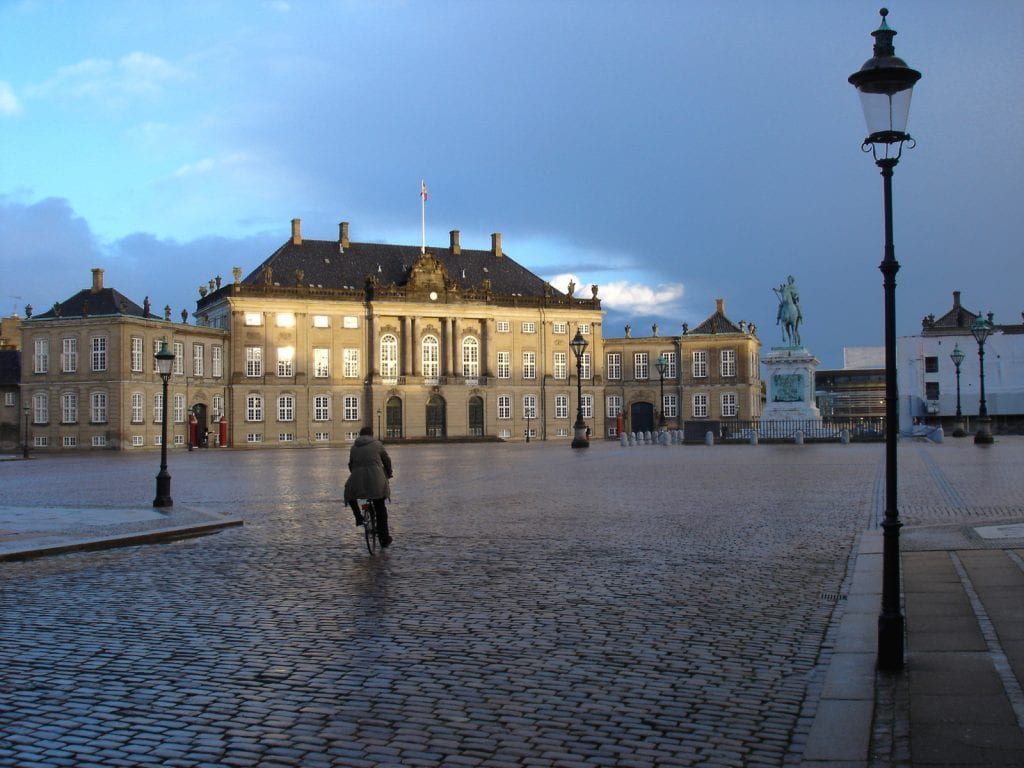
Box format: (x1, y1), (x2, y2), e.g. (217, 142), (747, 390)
(1, 0), (1022, 367)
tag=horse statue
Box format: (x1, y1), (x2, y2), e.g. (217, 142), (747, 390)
(773, 276), (803, 347)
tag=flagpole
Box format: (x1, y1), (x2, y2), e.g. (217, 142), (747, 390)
(420, 180), (427, 254)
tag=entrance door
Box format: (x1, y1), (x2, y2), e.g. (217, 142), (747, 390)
(192, 403), (208, 447)
(426, 395), (447, 438)
(468, 396), (484, 436)
(386, 396), (403, 439)
(630, 401), (654, 435)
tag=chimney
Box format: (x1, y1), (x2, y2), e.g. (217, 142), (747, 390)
(91, 268), (105, 293)
(716, 298), (725, 314)
(291, 218), (302, 246)
(339, 221), (349, 249)
(450, 230), (461, 254)
(953, 290), (961, 309)
(491, 232), (503, 258)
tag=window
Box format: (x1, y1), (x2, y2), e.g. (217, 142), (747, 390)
(279, 433), (294, 443)
(33, 392), (49, 424)
(554, 352), (567, 380)
(497, 395), (511, 419)
(523, 395), (537, 419)
(381, 334), (399, 379)
(634, 352), (649, 380)
(924, 356), (939, 374)
(664, 394), (678, 418)
(313, 314), (330, 328)
(497, 351), (511, 379)
(521, 322), (536, 334)
(246, 433), (264, 443)
(173, 393), (185, 423)
(315, 431), (331, 442)
(61, 392), (78, 424)
(606, 395), (623, 418)
(132, 435), (144, 447)
(4, 392), (14, 406)
(33, 338), (49, 373)
(244, 312), (262, 326)
(343, 316), (358, 329)
(422, 336), (440, 379)
(315, 395), (331, 422)
(692, 393), (708, 418)
(92, 435), (107, 448)
(721, 392), (738, 417)
(212, 346), (223, 377)
(553, 322), (567, 335)
(91, 392), (108, 423)
(246, 347), (263, 377)
(91, 337), (108, 372)
(33, 436), (48, 448)
(692, 350), (708, 378)
(555, 394), (569, 419)
(462, 337), (479, 378)
(343, 395), (359, 421)
(581, 353), (591, 380)
(153, 339), (164, 373)
(246, 394), (264, 422)
(278, 394), (295, 422)
(130, 337), (143, 373)
(131, 392), (144, 423)
(193, 344), (204, 377)
(925, 382), (940, 400)
(277, 347), (294, 377)
(154, 393), (163, 423)
(63, 436), (77, 448)
(173, 342), (184, 375)
(522, 351), (536, 380)
(343, 348), (360, 378)
(581, 394), (593, 419)
(313, 348), (330, 378)
(579, 322), (591, 335)
(62, 338), (78, 373)
(212, 395), (224, 420)
(607, 353), (621, 380)
(496, 320), (510, 333)
(276, 312), (295, 328)
(663, 352), (678, 379)
(721, 349), (736, 377)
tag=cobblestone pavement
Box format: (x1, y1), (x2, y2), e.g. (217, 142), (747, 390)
(0, 439), (1018, 767)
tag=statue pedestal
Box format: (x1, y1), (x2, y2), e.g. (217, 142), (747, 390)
(762, 347), (821, 421)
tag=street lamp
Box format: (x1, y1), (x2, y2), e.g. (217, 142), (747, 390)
(377, 407), (382, 438)
(971, 315), (994, 445)
(849, 7), (921, 672)
(569, 329), (589, 449)
(655, 354), (668, 429)
(950, 343), (966, 437)
(22, 403), (30, 459)
(153, 341), (175, 508)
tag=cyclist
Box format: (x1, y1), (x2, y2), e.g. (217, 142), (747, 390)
(344, 426), (394, 547)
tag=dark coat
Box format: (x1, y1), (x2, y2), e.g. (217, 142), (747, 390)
(344, 435), (393, 502)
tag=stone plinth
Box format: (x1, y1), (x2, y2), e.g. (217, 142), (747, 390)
(762, 347), (821, 421)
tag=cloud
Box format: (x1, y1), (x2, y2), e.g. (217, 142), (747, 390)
(26, 52), (186, 104)
(0, 82), (20, 115)
(172, 153), (250, 179)
(547, 271), (686, 316)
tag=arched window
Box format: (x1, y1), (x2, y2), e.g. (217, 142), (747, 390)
(422, 335), (440, 379)
(462, 336), (479, 378)
(380, 334), (399, 379)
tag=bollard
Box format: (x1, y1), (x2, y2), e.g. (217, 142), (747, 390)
(749, 432), (758, 446)
(932, 427), (944, 444)
(704, 430), (714, 446)
(840, 429), (850, 445)
(794, 430), (804, 445)
(660, 431), (669, 446)
(620, 433), (628, 447)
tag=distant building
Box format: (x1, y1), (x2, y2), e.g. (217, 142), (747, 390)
(0, 348), (21, 450)
(897, 291), (1024, 434)
(815, 347), (885, 422)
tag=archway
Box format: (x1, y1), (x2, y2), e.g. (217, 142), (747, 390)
(385, 396), (403, 439)
(426, 394), (447, 438)
(468, 395), (484, 436)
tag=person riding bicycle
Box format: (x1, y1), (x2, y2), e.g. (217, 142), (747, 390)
(344, 426), (394, 548)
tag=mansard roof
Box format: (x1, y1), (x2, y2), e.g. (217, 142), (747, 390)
(30, 287), (156, 321)
(236, 221), (566, 300)
(688, 299), (745, 335)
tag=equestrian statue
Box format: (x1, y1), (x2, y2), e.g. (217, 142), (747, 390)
(773, 275), (803, 347)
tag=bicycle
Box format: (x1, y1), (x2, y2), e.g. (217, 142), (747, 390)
(360, 501), (380, 555)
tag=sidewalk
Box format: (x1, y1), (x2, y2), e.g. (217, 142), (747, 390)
(0, 503), (242, 561)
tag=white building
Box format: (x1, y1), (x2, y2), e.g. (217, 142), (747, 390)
(897, 291), (1024, 434)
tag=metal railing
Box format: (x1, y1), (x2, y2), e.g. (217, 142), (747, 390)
(683, 417), (886, 444)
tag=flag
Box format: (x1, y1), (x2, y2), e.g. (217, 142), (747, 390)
(421, 181), (428, 202)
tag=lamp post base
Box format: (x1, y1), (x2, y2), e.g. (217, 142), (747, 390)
(154, 471), (173, 508)
(571, 422), (590, 449)
(952, 421), (967, 438)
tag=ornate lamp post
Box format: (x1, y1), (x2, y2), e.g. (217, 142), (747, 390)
(655, 354), (668, 429)
(971, 315), (994, 445)
(153, 342), (175, 508)
(950, 343), (966, 437)
(849, 7), (921, 672)
(570, 329), (589, 449)
(22, 403), (30, 459)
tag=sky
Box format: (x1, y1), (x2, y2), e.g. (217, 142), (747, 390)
(1, 0), (1022, 368)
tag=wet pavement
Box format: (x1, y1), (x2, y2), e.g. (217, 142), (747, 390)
(0, 438), (1021, 766)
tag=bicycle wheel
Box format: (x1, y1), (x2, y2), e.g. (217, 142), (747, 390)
(363, 504), (378, 555)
